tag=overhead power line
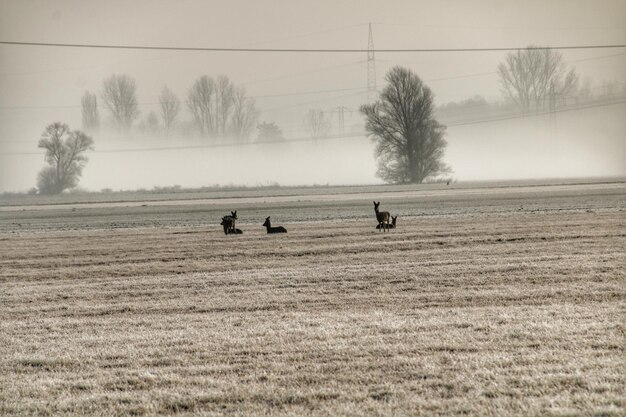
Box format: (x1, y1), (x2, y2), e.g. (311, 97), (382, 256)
(1, 40), (625, 53)
(0, 86), (368, 111)
(446, 99), (626, 127)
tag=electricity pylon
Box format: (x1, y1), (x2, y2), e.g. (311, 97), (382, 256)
(367, 22), (377, 103)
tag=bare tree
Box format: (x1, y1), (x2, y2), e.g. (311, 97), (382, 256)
(102, 74), (139, 132)
(37, 122), (94, 194)
(188, 75), (257, 140)
(159, 85), (180, 135)
(187, 75), (216, 137)
(215, 75), (235, 136)
(229, 87), (258, 141)
(498, 47), (578, 112)
(360, 66), (449, 184)
(303, 109), (331, 139)
(81, 91), (99, 132)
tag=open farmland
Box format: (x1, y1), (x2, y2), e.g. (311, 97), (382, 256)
(0, 180), (625, 416)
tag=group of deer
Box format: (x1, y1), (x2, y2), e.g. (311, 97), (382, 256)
(220, 202), (394, 235)
(220, 211), (287, 235)
(374, 201), (397, 231)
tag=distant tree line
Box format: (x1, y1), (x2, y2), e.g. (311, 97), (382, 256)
(67, 45), (622, 191)
(80, 74), (259, 141)
(437, 47), (625, 124)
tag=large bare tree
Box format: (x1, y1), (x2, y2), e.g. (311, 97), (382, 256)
(81, 91), (99, 132)
(102, 74), (139, 132)
(498, 47), (578, 112)
(303, 109), (331, 139)
(37, 122), (94, 194)
(360, 66), (449, 184)
(159, 85), (180, 135)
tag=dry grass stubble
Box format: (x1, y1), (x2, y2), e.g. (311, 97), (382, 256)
(0, 192), (625, 416)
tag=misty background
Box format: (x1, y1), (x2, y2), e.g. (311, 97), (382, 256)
(1, 0), (624, 193)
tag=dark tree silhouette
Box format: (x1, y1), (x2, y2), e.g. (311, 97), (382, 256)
(360, 66), (449, 184)
(102, 74), (139, 132)
(37, 123), (94, 194)
(81, 91), (99, 132)
(498, 47), (578, 112)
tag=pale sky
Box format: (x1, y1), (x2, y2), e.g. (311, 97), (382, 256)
(1, 0), (625, 191)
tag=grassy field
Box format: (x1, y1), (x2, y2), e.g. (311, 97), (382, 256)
(1, 181), (624, 416)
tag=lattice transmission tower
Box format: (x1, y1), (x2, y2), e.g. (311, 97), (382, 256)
(367, 22), (377, 103)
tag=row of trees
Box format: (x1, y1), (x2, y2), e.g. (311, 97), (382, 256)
(50, 45), (611, 195)
(186, 75), (257, 138)
(82, 74), (340, 142)
(81, 74), (258, 140)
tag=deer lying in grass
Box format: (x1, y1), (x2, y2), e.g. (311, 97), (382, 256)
(220, 217), (242, 234)
(262, 216), (287, 233)
(376, 215), (397, 229)
(374, 201), (391, 232)
(220, 211), (238, 235)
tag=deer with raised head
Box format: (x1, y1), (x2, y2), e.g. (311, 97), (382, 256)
(376, 215), (397, 230)
(374, 201), (391, 232)
(262, 216), (287, 234)
(220, 211), (238, 235)
(220, 217), (242, 234)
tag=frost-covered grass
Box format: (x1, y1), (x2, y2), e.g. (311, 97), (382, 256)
(0, 184), (624, 416)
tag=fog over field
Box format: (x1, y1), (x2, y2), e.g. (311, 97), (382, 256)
(2, 104), (625, 191)
(1, 3), (626, 416)
(1, 0), (625, 192)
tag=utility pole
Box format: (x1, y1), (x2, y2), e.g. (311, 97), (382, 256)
(367, 22), (377, 103)
(333, 106), (347, 135)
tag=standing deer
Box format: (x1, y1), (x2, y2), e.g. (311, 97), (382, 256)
(220, 217), (242, 234)
(376, 215), (397, 230)
(220, 211), (238, 235)
(374, 201), (391, 232)
(262, 216), (287, 233)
